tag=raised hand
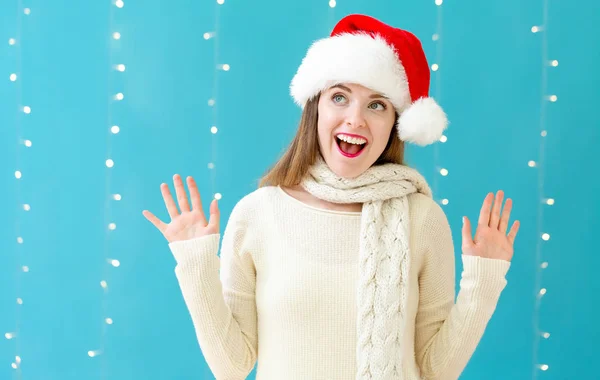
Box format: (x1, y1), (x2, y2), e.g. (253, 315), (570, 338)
(461, 190), (520, 262)
(142, 174), (220, 243)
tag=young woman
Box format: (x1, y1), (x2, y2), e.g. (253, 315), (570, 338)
(143, 14), (520, 380)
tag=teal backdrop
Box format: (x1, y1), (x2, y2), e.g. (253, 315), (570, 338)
(1, 0), (598, 379)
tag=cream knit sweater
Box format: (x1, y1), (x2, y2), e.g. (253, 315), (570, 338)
(168, 185), (511, 380)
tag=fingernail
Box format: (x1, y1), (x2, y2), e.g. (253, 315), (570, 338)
(462, 216), (465, 224)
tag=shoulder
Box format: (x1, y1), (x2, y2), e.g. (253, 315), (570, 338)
(407, 192), (451, 244)
(228, 185), (280, 223)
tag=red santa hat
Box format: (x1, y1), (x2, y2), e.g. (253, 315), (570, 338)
(290, 14), (448, 146)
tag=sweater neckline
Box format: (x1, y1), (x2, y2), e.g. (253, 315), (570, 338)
(276, 185), (362, 216)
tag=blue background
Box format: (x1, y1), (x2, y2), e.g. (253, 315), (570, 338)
(1, 0), (598, 379)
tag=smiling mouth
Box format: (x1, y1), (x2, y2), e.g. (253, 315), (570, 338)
(335, 137), (367, 157)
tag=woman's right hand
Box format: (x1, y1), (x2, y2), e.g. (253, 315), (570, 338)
(142, 174), (220, 243)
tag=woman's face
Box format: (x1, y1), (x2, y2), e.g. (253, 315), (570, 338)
(317, 83), (397, 179)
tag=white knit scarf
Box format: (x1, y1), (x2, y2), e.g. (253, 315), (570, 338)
(300, 155), (432, 380)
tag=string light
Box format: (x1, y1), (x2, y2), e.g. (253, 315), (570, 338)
(432, 0), (446, 207)
(87, 1), (126, 372)
(532, 0), (554, 377)
(206, 1), (225, 202)
(7, 4), (29, 378)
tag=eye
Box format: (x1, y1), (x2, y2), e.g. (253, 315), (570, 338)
(369, 101), (387, 111)
(332, 93), (347, 104)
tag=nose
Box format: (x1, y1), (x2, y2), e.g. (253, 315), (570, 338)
(344, 104), (367, 129)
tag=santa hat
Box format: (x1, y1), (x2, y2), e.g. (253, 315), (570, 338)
(290, 14), (448, 146)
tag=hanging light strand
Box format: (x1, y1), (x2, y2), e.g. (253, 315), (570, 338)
(432, 0), (447, 204)
(206, 0), (226, 202)
(8, 1), (29, 378)
(532, 0), (554, 376)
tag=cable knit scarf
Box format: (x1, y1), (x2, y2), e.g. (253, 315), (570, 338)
(300, 155), (432, 380)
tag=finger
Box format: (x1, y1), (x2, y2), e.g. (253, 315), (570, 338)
(187, 177), (206, 219)
(208, 198), (220, 230)
(507, 220), (520, 245)
(499, 198), (513, 234)
(173, 174), (191, 213)
(142, 210), (167, 233)
(160, 183), (180, 219)
(461, 216), (474, 251)
(477, 192), (494, 227)
(489, 190), (504, 229)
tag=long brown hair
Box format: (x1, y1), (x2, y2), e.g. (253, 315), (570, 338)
(258, 92), (405, 188)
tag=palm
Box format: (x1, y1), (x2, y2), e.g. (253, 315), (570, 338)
(143, 174), (220, 243)
(462, 190), (520, 262)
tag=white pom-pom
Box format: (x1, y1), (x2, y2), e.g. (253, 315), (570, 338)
(397, 97), (448, 146)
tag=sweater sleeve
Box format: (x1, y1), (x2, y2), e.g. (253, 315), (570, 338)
(168, 202), (258, 380)
(414, 200), (511, 380)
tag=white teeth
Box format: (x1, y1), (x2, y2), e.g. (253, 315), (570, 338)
(336, 134), (367, 145)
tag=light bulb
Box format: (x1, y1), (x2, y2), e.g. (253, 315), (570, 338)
(24, 139), (32, 147)
(111, 125), (120, 134)
(215, 193), (222, 200)
(116, 0), (124, 8)
(541, 262), (548, 269)
(9, 38), (16, 45)
(10, 73), (17, 81)
(208, 162), (215, 169)
(528, 160), (536, 167)
(116, 64), (126, 72)
(106, 159), (114, 168)
(542, 233), (550, 241)
(540, 364), (549, 371)
(211, 126), (218, 134)
(113, 32), (121, 40)
(432, 64), (439, 71)
(23, 106), (31, 114)
(439, 135), (447, 143)
(108, 223), (116, 230)
(441, 199), (449, 205)
(440, 168), (448, 176)
(23, 204), (30, 211)
(113, 194), (122, 200)
(329, 0), (336, 7)
(435, 0), (443, 5)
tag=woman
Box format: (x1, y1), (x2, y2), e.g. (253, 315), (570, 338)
(143, 14), (520, 380)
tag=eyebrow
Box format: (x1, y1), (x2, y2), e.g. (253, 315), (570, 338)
(330, 84), (389, 99)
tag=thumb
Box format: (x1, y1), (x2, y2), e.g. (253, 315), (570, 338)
(462, 216), (474, 251)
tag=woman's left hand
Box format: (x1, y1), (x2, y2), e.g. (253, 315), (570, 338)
(462, 190), (520, 262)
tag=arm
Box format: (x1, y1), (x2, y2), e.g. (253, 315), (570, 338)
(168, 203), (257, 380)
(414, 201), (510, 380)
